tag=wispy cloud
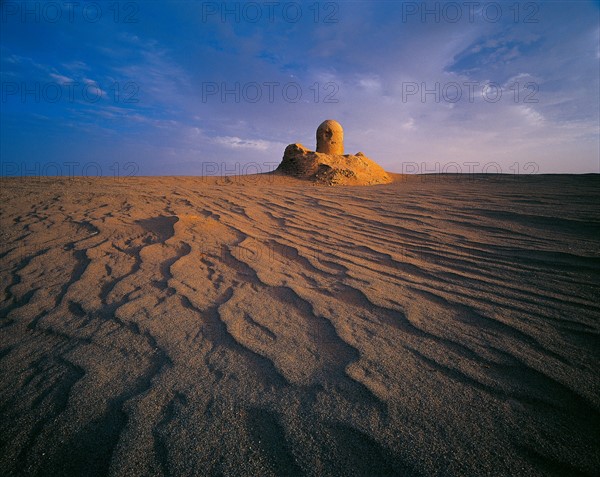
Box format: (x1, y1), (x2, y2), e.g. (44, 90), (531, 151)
(1, 1), (598, 174)
(49, 73), (75, 85)
(212, 136), (276, 151)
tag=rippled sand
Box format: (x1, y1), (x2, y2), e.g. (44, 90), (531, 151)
(1, 174), (599, 476)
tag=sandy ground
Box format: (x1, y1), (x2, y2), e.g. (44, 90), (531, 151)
(0, 173), (599, 477)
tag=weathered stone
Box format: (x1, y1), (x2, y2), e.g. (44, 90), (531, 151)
(316, 119), (344, 155)
(276, 121), (391, 185)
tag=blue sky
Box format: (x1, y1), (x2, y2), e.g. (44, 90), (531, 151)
(1, 0), (599, 175)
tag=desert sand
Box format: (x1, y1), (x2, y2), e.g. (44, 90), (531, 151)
(0, 173), (599, 476)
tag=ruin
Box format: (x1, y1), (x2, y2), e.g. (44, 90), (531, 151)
(316, 119), (344, 155)
(276, 120), (392, 186)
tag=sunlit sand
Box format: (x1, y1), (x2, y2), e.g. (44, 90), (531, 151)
(1, 173), (598, 476)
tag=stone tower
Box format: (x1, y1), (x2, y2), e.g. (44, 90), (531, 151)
(316, 120), (344, 155)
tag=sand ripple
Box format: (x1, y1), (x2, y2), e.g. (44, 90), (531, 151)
(1, 174), (599, 476)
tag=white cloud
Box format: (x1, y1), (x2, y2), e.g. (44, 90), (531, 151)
(401, 118), (416, 131)
(62, 61), (89, 72)
(212, 136), (273, 150)
(517, 105), (544, 125)
(357, 75), (382, 95)
(80, 78), (106, 98)
(49, 73), (74, 85)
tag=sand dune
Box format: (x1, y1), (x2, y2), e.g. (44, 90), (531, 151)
(1, 174), (599, 476)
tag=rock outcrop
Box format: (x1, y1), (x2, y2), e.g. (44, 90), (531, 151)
(276, 120), (392, 186)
